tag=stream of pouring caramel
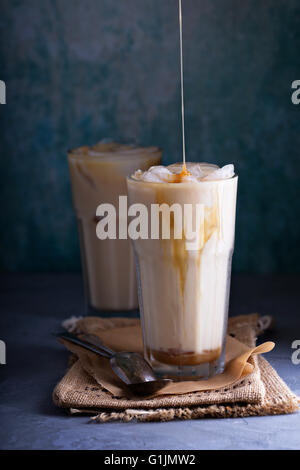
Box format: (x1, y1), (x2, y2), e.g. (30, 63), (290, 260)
(178, 0), (191, 180)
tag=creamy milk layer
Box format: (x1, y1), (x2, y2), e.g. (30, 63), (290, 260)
(127, 163), (237, 366)
(68, 141), (162, 311)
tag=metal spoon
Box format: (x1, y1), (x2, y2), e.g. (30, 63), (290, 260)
(56, 331), (171, 396)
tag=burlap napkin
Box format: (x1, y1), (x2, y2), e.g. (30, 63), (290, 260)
(53, 314), (299, 422)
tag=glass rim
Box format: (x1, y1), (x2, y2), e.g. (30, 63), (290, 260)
(67, 146), (162, 158)
(126, 174), (238, 186)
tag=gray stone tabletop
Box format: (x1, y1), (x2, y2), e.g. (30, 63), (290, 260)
(0, 273), (299, 450)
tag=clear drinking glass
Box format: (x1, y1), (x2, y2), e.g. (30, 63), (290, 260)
(127, 174), (238, 378)
(68, 142), (162, 313)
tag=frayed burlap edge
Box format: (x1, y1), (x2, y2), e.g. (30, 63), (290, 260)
(89, 401), (299, 423)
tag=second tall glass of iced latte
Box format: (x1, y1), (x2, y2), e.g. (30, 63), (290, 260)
(127, 163), (238, 378)
(68, 142), (162, 312)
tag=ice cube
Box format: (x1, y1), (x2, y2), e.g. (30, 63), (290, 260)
(203, 164), (235, 180)
(142, 166), (173, 182)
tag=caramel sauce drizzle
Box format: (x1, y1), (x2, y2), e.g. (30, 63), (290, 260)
(178, 0), (191, 180)
(168, 164), (191, 183)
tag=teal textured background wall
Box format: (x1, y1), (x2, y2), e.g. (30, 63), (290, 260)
(0, 0), (300, 273)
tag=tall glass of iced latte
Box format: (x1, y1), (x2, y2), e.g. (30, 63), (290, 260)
(127, 163), (237, 377)
(68, 141), (162, 312)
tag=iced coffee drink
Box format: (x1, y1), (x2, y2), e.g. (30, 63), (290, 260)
(68, 141), (162, 311)
(127, 163), (237, 377)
